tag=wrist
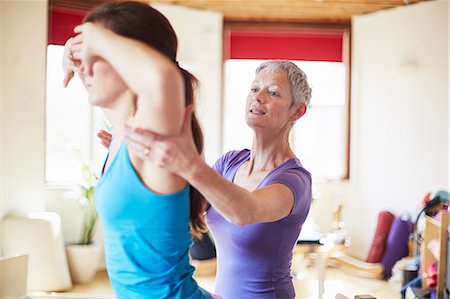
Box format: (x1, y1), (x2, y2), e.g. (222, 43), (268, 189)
(184, 157), (205, 183)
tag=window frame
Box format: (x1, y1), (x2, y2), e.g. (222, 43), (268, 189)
(223, 21), (351, 180)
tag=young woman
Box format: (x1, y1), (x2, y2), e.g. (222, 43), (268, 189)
(125, 60), (313, 298)
(63, 2), (213, 298)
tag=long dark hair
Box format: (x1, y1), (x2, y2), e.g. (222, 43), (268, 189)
(85, 1), (207, 239)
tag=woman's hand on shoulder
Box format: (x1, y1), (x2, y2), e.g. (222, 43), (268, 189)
(124, 105), (201, 180)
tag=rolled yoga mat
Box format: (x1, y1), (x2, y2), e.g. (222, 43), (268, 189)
(366, 211), (395, 263)
(380, 216), (413, 278)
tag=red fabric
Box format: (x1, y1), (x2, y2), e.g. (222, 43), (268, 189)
(421, 192), (432, 207)
(226, 30), (344, 62)
(366, 211), (395, 263)
(425, 262), (438, 288)
(48, 6), (86, 45)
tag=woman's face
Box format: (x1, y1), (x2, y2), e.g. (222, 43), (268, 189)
(245, 69), (298, 132)
(81, 58), (128, 108)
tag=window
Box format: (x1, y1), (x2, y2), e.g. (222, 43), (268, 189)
(222, 27), (349, 181)
(46, 6), (108, 184)
(45, 45), (108, 183)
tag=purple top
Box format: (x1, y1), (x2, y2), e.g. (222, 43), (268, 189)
(206, 149), (312, 299)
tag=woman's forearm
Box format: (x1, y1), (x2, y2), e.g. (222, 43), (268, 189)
(186, 159), (258, 225)
(93, 28), (182, 101)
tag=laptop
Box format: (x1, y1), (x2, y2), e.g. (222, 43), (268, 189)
(0, 254), (28, 299)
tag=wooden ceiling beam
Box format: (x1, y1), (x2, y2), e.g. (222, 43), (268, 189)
(49, 0), (433, 23)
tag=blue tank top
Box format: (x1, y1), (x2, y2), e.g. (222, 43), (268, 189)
(95, 142), (211, 299)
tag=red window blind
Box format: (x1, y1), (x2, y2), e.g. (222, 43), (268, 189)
(48, 6), (86, 45)
(226, 30), (344, 62)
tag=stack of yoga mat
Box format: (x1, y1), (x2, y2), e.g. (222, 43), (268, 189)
(329, 211), (413, 279)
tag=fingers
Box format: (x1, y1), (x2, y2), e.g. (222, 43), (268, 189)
(97, 129), (111, 136)
(62, 34), (83, 87)
(64, 37), (74, 47)
(63, 36), (82, 64)
(125, 129), (161, 162)
(128, 142), (151, 160)
(96, 130), (112, 149)
(71, 33), (83, 44)
(127, 141), (167, 168)
(124, 125), (173, 167)
(124, 131), (156, 150)
(100, 139), (110, 149)
(63, 71), (74, 88)
(70, 27), (95, 76)
(124, 125), (161, 148)
(71, 53), (93, 77)
(70, 43), (83, 54)
(63, 37), (74, 69)
(62, 38), (74, 86)
(98, 130), (112, 144)
(73, 24), (83, 34)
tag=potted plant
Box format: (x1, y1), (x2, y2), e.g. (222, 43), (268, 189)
(78, 164), (98, 245)
(65, 164), (101, 284)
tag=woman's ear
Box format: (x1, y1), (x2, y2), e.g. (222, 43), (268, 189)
(291, 103), (307, 121)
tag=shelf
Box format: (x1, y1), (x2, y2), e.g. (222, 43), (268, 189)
(420, 211), (449, 299)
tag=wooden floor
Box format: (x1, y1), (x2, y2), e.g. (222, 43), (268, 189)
(31, 252), (401, 299)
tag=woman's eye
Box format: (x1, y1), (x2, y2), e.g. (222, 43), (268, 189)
(269, 91), (278, 96)
(250, 87), (257, 92)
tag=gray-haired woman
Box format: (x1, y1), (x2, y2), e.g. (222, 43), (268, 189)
(124, 60), (313, 299)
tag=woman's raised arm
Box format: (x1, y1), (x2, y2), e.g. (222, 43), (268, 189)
(72, 23), (184, 136)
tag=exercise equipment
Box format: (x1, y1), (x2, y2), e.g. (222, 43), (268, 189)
(366, 211), (395, 263)
(380, 216), (413, 278)
(329, 214), (413, 279)
(329, 253), (384, 278)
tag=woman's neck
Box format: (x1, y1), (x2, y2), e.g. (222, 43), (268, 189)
(106, 91), (136, 133)
(247, 130), (295, 173)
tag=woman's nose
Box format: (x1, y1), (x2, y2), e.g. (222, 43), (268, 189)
(254, 90), (265, 103)
(256, 94), (266, 104)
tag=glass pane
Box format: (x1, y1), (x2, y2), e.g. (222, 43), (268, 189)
(223, 59), (347, 180)
(222, 60), (259, 153)
(45, 45), (92, 183)
(295, 61), (346, 106)
(293, 106), (347, 180)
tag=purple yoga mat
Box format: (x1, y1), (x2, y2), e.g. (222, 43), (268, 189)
(380, 217), (413, 278)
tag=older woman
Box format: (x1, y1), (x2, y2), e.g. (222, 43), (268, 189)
(125, 60), (313, 299)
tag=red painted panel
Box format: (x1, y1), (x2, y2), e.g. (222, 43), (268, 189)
(48, 6), (86, 45)
(228, 31), (343, 62)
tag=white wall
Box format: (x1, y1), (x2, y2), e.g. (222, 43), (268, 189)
(0, 1), (48, 219)
(346, 0), (449, 258)
(151, 2), (223, 165)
